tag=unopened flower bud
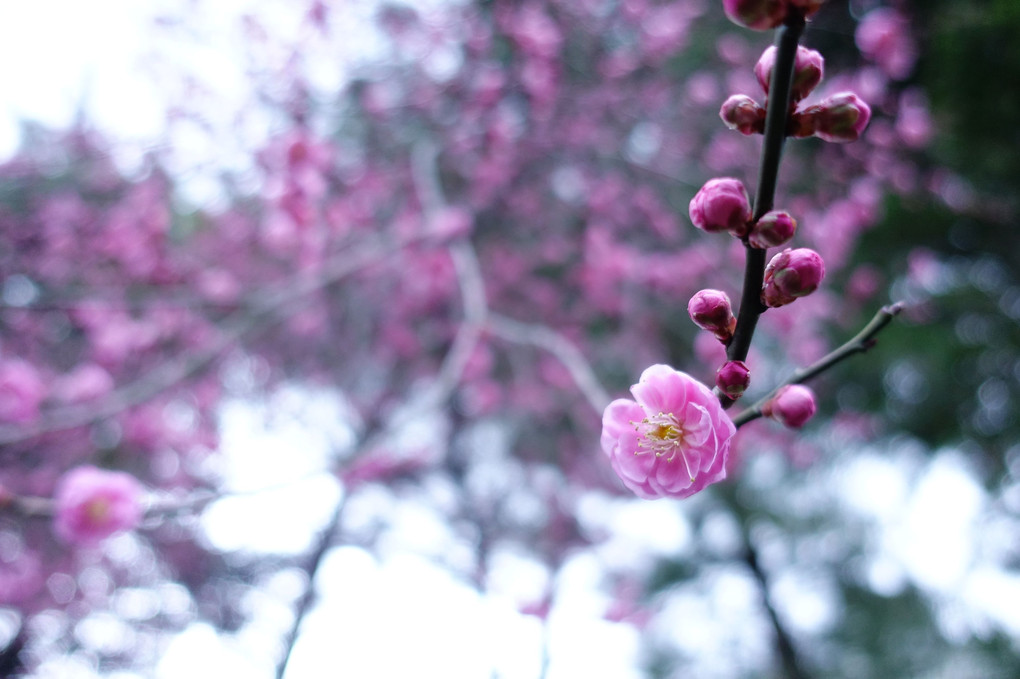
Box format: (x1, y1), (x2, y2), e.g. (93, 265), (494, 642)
(787, 111), (817, 138)
(689, 178), (752, 235)
(804, 92), (872, 143)
(762, 247), (825, 307)
(762, 384), (817, 428)
(748, 210), (797, 249)
(720, 95), (766, 135)
(754, 45), (824, 101)
(722, 0), (788, 31)
(716, 360), (751, 399)
(688, 289), (736, 341)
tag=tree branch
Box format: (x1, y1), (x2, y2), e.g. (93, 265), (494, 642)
(732, 302), (905, 428)
(486, 313), (612, 414)
(742, 536), (811, 679)
(726, 13), (807, 374)
(0, 232), (430, 446)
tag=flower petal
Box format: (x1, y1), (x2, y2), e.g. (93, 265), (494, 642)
(632, 364), (690, 413)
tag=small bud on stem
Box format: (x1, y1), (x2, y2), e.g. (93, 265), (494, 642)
(762, 384), (817, 428)
(716, 360), (751, 399)
(689, 289), (737, 341)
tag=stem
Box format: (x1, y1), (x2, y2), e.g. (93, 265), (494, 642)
(726, 13), (806, 372)
(275, 495), (344, 679)
(732, 302), (905, 428)
(743, 537), (811, 679)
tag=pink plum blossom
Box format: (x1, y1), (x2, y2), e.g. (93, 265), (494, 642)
(53, 466), (145, 546)
(601, 364), (736, 499)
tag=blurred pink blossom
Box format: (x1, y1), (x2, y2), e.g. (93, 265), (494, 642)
(53, 466), (145, 546)
(601, 364), (736, 499)
(53, 364), (114, 404)
(722, 0), (788, 31)
(0, 359), (47, 424)
(855, 8), (918, 80)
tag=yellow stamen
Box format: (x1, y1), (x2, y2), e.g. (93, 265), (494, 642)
(632, 411), (697, 481)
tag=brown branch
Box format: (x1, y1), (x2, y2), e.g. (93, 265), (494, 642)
(725, 13), (806, 377)
(732, 302), (905, 428)
(0, 232), (429, 446)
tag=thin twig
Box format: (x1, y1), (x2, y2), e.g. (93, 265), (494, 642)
(742, 536), (811, 679)
(411, 143), (489, 409)
(0, 233), (428, 446)
(486, 313), (612, 414)
(732, 302), (904, 428)
(274, 486), (346, 679)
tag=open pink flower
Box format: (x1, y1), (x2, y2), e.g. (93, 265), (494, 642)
(53, 466), (145, 546)
(601, 365), (736, 499)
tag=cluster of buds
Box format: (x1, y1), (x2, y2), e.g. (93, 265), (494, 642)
(720, 44), (872, 144)
(689, 178), (799, 251)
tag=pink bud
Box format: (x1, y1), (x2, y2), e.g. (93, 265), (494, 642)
(754, 45), (824, 101)
(762, 247), (825, 307)
(748, 210), (797, 249)
(689, 178), (752, 235)
(719, 95), (766, 135)
(53, 466), (145, 546)
(688, 289), (736, 341)
(803, 92), (872, 143)
(762, 384), (817, 428)
(722, 0), (789, 31)
(716, 360), (751, 399)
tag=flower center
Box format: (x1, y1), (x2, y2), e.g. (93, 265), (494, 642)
(85, 498), (111, 525)
(633, 411), (696, 481)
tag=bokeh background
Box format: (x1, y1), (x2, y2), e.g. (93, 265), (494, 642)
(1, 0), (1018, 677)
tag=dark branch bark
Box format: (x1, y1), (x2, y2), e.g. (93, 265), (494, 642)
(742, 538), (811, 679)
(732, 302), (904, 428)
(725, 13), (807, 385)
